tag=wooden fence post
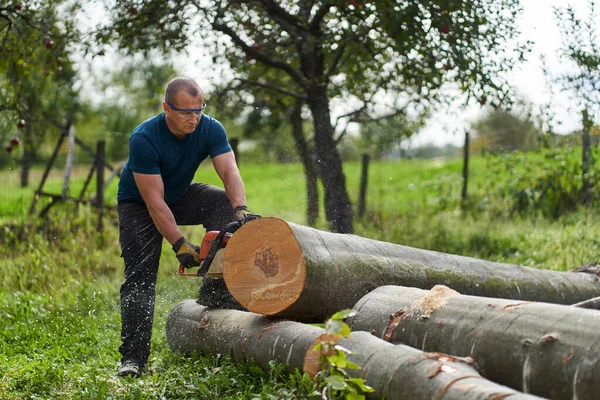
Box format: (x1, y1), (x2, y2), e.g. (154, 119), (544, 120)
(581, 109), (593, 205)
(461, 130), (470, 209)
(358, 153), (370, 217)
(62, 124), (76, 201)
(96, 140), (105, 232)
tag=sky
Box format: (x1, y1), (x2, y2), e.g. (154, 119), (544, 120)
(406, 0), (590, 147)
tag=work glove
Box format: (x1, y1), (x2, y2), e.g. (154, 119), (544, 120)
(172, 236), (201, 267)
(233, 205), (261, 225)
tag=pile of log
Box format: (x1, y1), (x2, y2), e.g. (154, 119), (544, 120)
(167, 217), (600, 399)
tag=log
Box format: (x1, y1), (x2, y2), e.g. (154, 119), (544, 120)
(166, 300), (541, 400)
(304, 331), (542, 400)
(572, 295), (600, 309)
(222, 217), (600, 321)
(347, 285), (600, 400)
(166, 299), (323, 373)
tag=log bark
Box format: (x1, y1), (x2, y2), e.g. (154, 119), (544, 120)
(572, 295), (600, 309)
(167, 300), (541, 400)
(347, 285), (600, 400)
(304, 331), (542, 400)
(166, 299), (323, 373)
(222, 217), (600, 321)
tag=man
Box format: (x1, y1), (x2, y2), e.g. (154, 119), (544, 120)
(115, 77), (254, 378)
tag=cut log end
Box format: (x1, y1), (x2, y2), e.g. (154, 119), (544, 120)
(223, 217), (307, 315)
(303, 333), (341, 378)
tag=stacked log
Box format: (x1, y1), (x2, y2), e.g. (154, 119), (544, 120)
(166, 300), (542, 400)
(168, 218), (600, 398)
(347, 285), (600, 400)
(222, 217), (600, 321)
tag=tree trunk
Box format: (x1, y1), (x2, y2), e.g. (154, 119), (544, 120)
(222, 217), (600, 322)
(304, 331), (541, 400)
(166, 299), (324, 373)
(289, 100), (319, 226)
(307, 86), (353, 233)
(581, 108), (593, 204)
(166, 300), (541, 400)
(461, 130), (469, 209)
(20, 126), (31, 188)
(347, 285), (600, 400)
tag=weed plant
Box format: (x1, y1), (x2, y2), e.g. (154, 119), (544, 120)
(2, 154), (600, 398)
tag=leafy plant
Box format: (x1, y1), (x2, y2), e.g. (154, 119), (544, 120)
(313, 309), (373, 400)
(480, 146), (599, 219)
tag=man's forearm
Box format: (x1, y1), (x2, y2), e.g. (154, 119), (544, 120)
(223, 174), (246, 209)
(146, 201), (183, 245)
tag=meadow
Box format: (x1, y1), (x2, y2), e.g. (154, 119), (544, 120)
(1, 154), (600, 399)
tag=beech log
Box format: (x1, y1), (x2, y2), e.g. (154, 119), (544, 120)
(347, 285), (600, 400)
(222, 217), (600, 321)
(166, 299), (322, 373)
(304, 331), (542, 400)
(166, 300), (540, 400)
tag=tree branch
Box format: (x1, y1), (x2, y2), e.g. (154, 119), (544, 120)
(308, 1), (332, 34)
(212, 20), (307, 86)
(259, 0), (306, 32)
(237, 78), (308, 101)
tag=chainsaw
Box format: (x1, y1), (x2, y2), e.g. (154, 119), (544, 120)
(178, 214), (261, 279)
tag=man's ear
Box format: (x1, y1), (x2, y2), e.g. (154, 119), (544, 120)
(162, 102), (169, 113)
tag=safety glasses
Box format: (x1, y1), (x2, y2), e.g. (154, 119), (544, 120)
(167, 102), (207, 120)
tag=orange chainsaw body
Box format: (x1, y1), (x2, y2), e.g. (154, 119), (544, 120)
(178, 230), (233, 276)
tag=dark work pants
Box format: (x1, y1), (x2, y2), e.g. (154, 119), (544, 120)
(117, 183), (233, 367)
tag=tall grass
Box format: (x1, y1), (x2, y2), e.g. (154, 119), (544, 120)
(2, 155), (600, 398)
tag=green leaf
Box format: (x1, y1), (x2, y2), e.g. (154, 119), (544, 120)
(330, 309), (354, 321)
(327, 352), (347, 368)
(345, 361), (360, 370)
(346, 393), (366, 400)
(348, 378), (375, 392)
(340, 322), (352, 337)
(326, 374), (347, 391)
(325, 319), (344, 335)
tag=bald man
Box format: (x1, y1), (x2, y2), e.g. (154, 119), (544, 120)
(115, 77), (254, 377)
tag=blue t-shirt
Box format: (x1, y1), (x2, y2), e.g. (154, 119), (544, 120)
(117, 113), (232, 205)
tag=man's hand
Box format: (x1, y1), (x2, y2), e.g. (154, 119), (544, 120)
(172, 237), (201, 267)
(233, 205), (261, 224)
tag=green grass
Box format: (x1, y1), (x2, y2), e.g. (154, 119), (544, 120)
(2, 155), (600, 398)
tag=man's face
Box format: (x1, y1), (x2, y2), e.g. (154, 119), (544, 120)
(163, 91), (205, 137)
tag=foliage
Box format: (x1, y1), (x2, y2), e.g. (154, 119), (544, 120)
(241, 105), (301, 163)
(312, 309), (373, 400)
(553, 0), (600, 117)
(0, 0), (81, 167)
(353, 112), (425, 159)
(479, 145), (599, 219)
(4, 155), (600, 398)
(471, 101), (542, 152)
(102, 0), (531, 233)
(78, 58), (176, 161)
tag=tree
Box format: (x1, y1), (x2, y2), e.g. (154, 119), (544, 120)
(0, 0), (80, 186)
(105, 0), (529, 233)
(471, 102), (541, 152)
(553, 1), (600, 116)
(79, 59), (176, 161)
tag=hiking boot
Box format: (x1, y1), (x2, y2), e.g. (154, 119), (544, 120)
(117, 361), (141, 378)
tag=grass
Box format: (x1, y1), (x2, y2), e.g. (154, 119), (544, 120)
(1, 154), (600, 398)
